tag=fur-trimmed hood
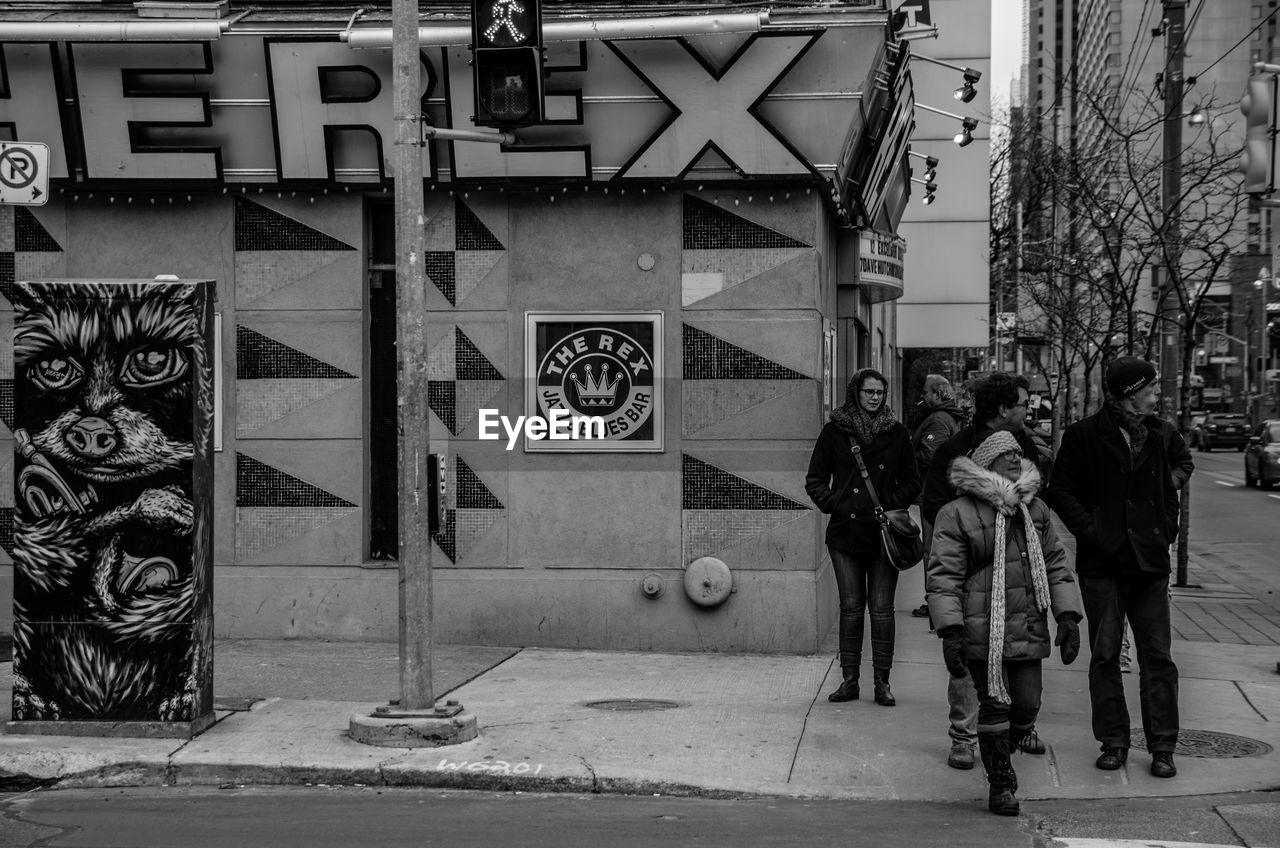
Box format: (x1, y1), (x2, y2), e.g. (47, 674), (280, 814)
(948, 456), (1041, 516)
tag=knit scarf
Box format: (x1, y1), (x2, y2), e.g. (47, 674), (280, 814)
(1106, 399), (1149, 457)
(947, 456), (1052, 705)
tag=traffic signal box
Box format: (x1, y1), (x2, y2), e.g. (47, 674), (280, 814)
(471, 0), (545, 128)
(427, 453), (447, 534)
(1240, 74), (1277, 195)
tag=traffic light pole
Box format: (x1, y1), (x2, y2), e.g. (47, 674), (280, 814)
(1161, 0), (1191, 588)
(349, 0), (477, 747)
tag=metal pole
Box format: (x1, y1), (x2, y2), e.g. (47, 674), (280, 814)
(392, 0), (433, 711)
(1161, 0), (1189, 588)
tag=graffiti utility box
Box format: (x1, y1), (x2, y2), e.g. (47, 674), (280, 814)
(8, 278), (215, 736)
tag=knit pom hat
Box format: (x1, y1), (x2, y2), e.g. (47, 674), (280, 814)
(970, 430), (1020, 470)
(1106, 356), (1157, 399)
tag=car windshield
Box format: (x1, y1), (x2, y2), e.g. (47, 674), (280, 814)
(1268, 424), (1280, 441)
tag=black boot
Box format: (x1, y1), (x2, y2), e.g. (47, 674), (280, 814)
(827, 671), (860, 702)
(873, 668), (895, 706)
(978, 731), (1020, 816)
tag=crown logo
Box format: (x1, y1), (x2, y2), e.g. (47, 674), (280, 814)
(570, 363), (623, 406)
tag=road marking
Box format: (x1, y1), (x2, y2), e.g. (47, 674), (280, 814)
(1214, 480), (1234, 487)
(1270, 494), (1280, 501)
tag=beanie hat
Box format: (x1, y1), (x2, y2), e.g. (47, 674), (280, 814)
(1106, 356), (1157, 399)
(970, 430), (1020, 470)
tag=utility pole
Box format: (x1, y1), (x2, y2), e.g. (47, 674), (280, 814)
(1161, 0), (1190, 587)
(349, 0), (476, 746)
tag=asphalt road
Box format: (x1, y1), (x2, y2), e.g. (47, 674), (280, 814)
(2, 786), (1278, 848)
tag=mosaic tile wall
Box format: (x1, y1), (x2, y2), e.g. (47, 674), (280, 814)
(424, 198), (505, 307)
(681, 195), (811, 306)
(431, 454), (504, 564)
(680, 454), (809, 564)
(232, 198), (362, 564)
(235, 325), (356, 437)
(233, 197), (356, 308)
(234, 452), (357, 560)
(427, 326), (504, 436)
(681, 323), (809, 435)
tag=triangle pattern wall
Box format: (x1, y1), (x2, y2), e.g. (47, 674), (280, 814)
(681, 195), (811, 306)
(680, 454), (809, 564)
(234, 453), (357, 560)
(0, 207), (64, 306)
(233, 197), (355, 307)
(681, 324), (809, 435)
(235, 326), (356, 436)
(423, 198), (504, 307)
(426, 327), (504, 437)
(432, 455), (504, 564)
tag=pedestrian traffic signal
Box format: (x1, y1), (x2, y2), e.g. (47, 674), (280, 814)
(470, 0), (544, 128)
(1239, 74), (1277, 195)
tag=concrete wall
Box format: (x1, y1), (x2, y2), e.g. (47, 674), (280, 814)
(0, 189), (850, 653)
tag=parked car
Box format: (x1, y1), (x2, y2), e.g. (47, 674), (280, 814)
(1186, 412), (1208, 449)
(1244, 420), (1280, 490)
(1198, 412), (1250, 451)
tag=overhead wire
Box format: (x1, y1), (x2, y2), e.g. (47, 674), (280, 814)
(1193, 2), (1280, 79)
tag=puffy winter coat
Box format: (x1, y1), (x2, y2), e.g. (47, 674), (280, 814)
(927, 457), (1083, 662)
(805, 419), (920, 556)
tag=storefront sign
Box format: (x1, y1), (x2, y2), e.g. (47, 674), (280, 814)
(524, 312), (662, 452)
(0, 29), (880, 187)
(856, 230), (906, 300)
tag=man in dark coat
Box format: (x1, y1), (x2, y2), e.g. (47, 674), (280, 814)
(910, 374), (968, 619)
(921, 371), (1047, 770)
(1043, 356), (1181, 779)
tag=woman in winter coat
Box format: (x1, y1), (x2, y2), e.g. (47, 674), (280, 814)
(806, 368), (921, 706)
(926, 430), (1083, 816)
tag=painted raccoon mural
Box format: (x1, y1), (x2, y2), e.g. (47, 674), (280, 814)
(11, 280), (214, 722)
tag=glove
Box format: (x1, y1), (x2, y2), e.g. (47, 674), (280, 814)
(939, 626), (968, 679)
(1056, 617), (1081, 666)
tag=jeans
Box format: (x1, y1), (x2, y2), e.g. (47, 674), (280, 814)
(1080, 571), (1180, 753)
(967, 658), (1043, 735)
(948, 673), (979, 744)
(829, 546), (898, 674)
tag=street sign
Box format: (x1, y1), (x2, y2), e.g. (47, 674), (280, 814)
(1209, 356), (1238, 364)
(0, 142), (49, 206)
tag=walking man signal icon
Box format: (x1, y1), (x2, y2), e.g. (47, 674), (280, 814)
(483, 0), (528, 44)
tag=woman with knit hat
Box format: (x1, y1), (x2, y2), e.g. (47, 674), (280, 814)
(806, 368), (920, 706)
(927, 429), (1084, 815)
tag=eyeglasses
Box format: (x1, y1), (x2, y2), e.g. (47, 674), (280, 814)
(861, 389), (886, 397)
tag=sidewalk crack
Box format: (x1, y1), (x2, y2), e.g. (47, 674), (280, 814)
(786, 658), (834, 784)
(1234, 680), (1270, 721)
(575, 755), (599, 792)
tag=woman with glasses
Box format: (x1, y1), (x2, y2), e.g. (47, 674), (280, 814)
(805, 368), (920, 706)
(927, 430), (1083, 816)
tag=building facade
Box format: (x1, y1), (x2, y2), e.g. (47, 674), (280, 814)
(0, 0), (926, 652)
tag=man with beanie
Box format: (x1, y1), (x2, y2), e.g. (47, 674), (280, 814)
(1044, 355), (1182, 779)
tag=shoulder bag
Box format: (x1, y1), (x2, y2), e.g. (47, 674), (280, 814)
(849, 438), (925, 571)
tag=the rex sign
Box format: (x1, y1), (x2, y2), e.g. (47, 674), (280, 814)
(0, 27), (879, 186)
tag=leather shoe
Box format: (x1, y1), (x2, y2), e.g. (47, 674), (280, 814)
(1095, 747), (1128, 770)
(873, 680), (895, 706)
(1150, 752), (1177, 778)
(1015, 726), (1046, 755)
(911, 604), (930, 618)
(946, 741), (975, 770)
(827, 678), (859, 702)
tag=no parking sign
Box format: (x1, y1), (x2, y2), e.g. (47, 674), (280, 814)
(0, 142), (50, 206)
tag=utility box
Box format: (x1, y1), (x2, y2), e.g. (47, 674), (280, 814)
(7, 278), (215, 737)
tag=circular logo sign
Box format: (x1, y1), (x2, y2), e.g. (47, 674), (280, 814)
(536, 326), (655, 439)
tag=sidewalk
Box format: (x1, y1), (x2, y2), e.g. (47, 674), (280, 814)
(2, 569), (1278, 801)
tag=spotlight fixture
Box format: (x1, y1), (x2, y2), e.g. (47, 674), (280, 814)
(1186, 105), (1207, 126)
(910, 177), (937, 205)
(908, 150), (940, 182)
(916, 103), (980, 147)
(909, 52), (983, 103)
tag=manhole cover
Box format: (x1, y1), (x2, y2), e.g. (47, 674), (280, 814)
(1130, 729), (1272, 758)
(582, 699), (682, 711)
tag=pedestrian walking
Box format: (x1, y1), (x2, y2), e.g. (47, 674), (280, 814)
(921, 372), (1051, 770)
(1044, 356), (1182, 779)
(806, 368), (921, 706)
(910, 374), (968, 620)
(927, 429), (1084, 815)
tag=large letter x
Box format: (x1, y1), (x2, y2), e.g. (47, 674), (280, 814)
(608, 35), (819, 180)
